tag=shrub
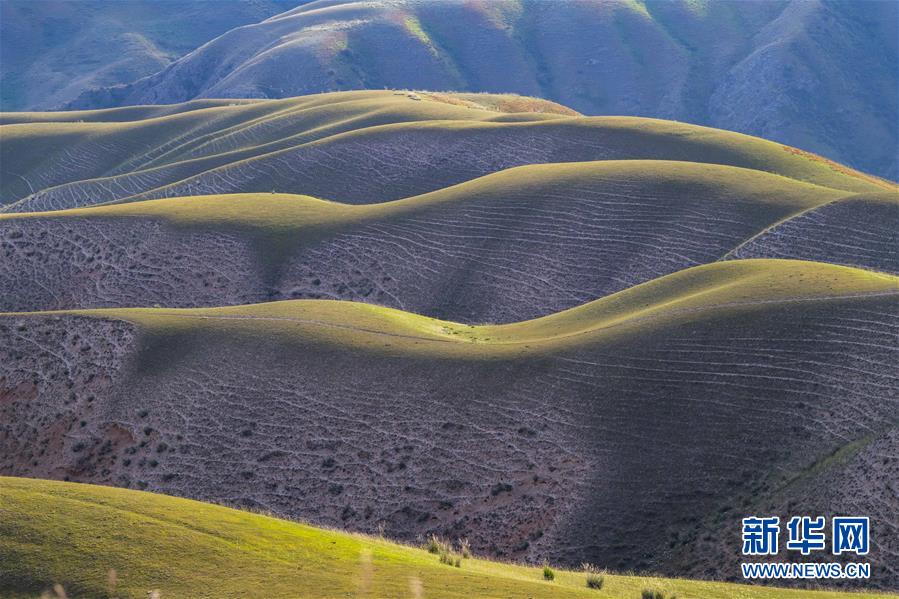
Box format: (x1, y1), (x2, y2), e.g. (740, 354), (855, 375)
(426, 534), (462, 567)
(641, 590), (665, 599)
(582, 563), (604, 590)
(425, 534), (442, 554)
(459, 537), (471, 558)
(437, 546), (461, 567)
(542, 562), (555, 581)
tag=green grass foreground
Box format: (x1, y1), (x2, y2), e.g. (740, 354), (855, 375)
(2, 477), (894, 599)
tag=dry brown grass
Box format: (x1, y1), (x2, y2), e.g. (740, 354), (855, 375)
(781, 145), (897, 191)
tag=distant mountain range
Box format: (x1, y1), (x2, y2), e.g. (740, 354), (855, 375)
(0, 0), (306, 111)
(20, 0), (893, 181)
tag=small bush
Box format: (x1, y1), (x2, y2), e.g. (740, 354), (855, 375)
(425, 534), (442, 554)
(437, 546), (461, 567)
(459, 537), (471, 558)
(641, 590), (665, 599)
(542, 562), (555, 581)
(424, 535), (471, 568)
(582, 563), (604, 590)
(426, 534), (462, 567)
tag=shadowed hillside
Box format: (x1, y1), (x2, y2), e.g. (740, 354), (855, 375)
(0, 161), (869, 318)
(727, 192), (899, 274)
(2, 261), (897, 587)
(57, 0), (899, 180)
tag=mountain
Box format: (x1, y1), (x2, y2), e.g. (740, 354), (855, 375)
(3, 478), (881, 599)
(58, 0), (899, 180)
(0, 0), (306, 111)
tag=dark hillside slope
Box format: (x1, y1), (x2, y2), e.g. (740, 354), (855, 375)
(0, 162), (859, 319)
(727, 192), (899, 274)
(61, 0), (899, 180)
(1, 261), (897, 587)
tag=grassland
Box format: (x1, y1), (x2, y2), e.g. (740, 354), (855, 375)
(2, 477), (894, 599)
(13, 259), (896, 357)
(2, 90), (894, 213)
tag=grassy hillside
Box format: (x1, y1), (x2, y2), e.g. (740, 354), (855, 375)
(2, 261), (897, 586)
(48, 259), (899, 354)
(2, 91), (892, 213)
(0, 91), (575, 207)
(2, 477), (895, 599)
(11, 159), (845, 226)
(5, 161), (880, 318)
(2, 88), (896, 592)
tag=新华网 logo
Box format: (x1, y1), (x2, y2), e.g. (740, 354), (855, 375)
(740, 515), (870, 580)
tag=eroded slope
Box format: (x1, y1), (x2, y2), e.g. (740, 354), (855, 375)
(0, 162), (856, 320)
(727, 193), (899, 274)
(2, 261), (897, 587)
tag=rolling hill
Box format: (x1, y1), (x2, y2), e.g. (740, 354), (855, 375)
(1, 88), (897, 591)
(1, 91), (890, 213)
(0, 0), (306, 112)
(54, 0), (899, 180)
(4, 477), (892, 599)
(0, 161), (880, 318)
(2, 261), (898, 587)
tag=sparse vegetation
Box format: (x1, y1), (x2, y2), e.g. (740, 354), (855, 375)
(459, 537), (471, 559)
(426, 535), (462, 567)
(1, 86), (896, 599)
(582, 563), (604, 590)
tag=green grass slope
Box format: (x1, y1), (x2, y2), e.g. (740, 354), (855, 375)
(1, 477), (892, 599)
(2, 91), (892, 213)
(51, 259), (898, 355)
